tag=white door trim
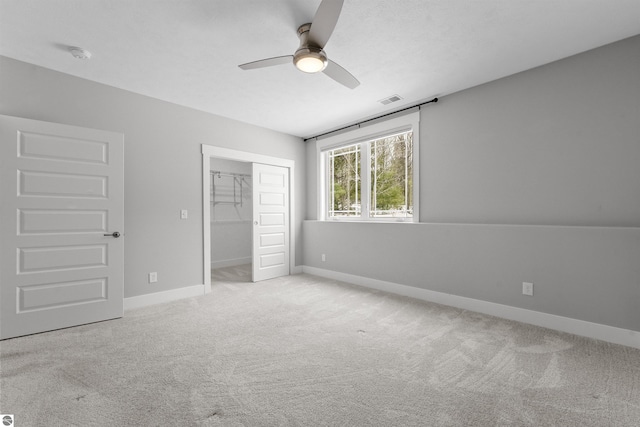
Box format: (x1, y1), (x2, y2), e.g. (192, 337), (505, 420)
(201, 145), (295, 292)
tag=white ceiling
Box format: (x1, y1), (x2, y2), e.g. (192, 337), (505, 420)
(1, 0), (639, 138)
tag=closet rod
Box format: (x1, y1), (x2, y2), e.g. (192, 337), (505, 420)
(210, 170), (251, 178)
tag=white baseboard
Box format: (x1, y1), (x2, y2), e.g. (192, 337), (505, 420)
(211, 257), (251, 269)
(302, 266), (640, 350)
(124, 284), (206, 311)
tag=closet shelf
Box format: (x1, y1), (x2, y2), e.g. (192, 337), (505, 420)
(213, 201), (241, 205)
(211, 170), (251, 208)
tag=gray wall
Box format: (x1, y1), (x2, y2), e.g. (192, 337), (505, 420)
(420, 36), (640, 226)
(0, 56), (305, 298)
(304, 35), (640, 331)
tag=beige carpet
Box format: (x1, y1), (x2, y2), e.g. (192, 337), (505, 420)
(1, 265), (639, 426)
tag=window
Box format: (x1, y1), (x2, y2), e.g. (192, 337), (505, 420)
(327, 131), (413, 219)
(317, 112), (419, 222)
(327, 143), (361, 217)
(369, 131), (413, 218)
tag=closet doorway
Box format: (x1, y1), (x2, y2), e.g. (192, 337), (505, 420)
(210, 158), (252, 281)
(201, 145), (295, 292)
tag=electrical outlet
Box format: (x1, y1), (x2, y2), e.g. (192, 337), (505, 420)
(149, 272), (158, 283)
(180, 209), (188, 219)
(321, 254), (326, 262)
(522, 282), (534, 296)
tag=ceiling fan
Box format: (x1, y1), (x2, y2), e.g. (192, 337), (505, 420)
(238, 0), (360, 89)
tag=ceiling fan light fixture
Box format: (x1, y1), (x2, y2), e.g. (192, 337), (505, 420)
(294, 48), (328, 73)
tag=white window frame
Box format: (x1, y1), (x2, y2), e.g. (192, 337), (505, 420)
(316, 111), (420, 222)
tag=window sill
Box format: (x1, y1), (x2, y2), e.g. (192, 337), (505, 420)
(321, 218), (418, 224)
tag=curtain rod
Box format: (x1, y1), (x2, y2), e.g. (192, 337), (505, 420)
(303, 97), (438, 142)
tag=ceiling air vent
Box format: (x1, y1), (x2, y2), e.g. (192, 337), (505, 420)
(379, 94), (403, 105)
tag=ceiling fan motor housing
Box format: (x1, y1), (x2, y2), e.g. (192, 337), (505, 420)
(294, 23), (328, 73)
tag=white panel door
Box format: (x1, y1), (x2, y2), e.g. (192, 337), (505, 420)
(0, 115), (124, 339)
(252, 163), (289, 282)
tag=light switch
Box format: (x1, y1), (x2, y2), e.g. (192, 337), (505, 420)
(180, 209), (188, 219)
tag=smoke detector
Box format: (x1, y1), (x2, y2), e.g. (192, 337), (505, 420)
(69, 47), (92, 60)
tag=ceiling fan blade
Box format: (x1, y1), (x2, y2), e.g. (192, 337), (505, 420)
(323, 59), (359, 89)
(307, 0), (344, 48)
(238, 55), (293, 70)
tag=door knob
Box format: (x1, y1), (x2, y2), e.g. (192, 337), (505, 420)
(254, 221), (258, 225)
(104, 231), (121, 238)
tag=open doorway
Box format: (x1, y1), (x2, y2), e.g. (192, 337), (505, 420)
(210, 158), (252, 283)
(201, 145), (296, 293)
